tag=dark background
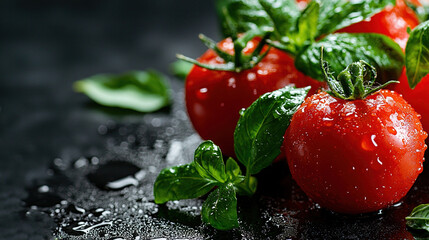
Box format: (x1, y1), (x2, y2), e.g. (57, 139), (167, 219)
(0, 0), (217, 238)
(0, 0), (428, 239)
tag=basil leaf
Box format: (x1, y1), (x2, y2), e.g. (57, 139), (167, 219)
(405, 20), (429, 89)
(295, 33), (404, 82)
(216, 0), (273, 37)
(235, 176), (258, 196)
(258, 0), (300, 37)
(260, 0), (318, 54)
(291, 1), (319, 49)
(171, 60), (193, 80)
(234, 86), (310, 175)
(154, 164), (216, 204)
(194, 141), (228, 183)
(201, 183), (238, 230)
(406, 204), (429, 232)
(74, 70), (170, 112)
(225, 158), (242, 181)
(317, 0), (395, 36)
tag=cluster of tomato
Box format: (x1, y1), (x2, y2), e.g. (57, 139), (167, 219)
(184, 0), (428, 214)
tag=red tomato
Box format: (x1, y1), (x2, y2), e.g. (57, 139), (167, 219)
(394, 71), (429, 133)
(185, 38), (324, 156)
(284, 90), (427, 214)
(338, 0), (420, 50)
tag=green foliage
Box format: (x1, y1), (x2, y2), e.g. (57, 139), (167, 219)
(74, 70), (170, 112)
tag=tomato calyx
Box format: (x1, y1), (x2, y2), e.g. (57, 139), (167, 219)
(321, 48), (399, 100)
(177, 31), (271, 72)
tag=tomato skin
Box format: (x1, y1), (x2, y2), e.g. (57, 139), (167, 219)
(284, 90), (427, 214)
(394, 71), (429, 133)
(185, 38), (324, 156)
(338, 0), (419, 50)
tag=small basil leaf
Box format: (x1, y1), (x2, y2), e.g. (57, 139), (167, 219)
(201, 183), (238, 230)
(154, 164), (216, 204)
(258, 0), (300, 37)
(171, 60), (193, 80)
(194, 141), (228, 183)
(406, 204), (429, 232)
(261, 0), (318, 55)
(225, 157), (242, 181)
(235, 176), (258, 196)
(291, 0), (319, 49)
(234, 86), (310, 175)
(405, 20), (429, 89)
(74, 70), (170, 112)
(296, 33), (404, 82)
(216, 0), (273, 38)
(317, 0), (395, 36)
(257, 0), (300, 55)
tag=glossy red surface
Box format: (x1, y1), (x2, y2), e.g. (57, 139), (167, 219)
(284, 90), (427, 214)
(394, 71), (429, 133)
(185, 38), (324, 156)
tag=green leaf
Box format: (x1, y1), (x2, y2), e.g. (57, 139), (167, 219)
(258, 0), (300, 37)
(74, 70), (170, 112)
(194, 141), (228, 183)
(170, 60), (193, 80)
(406, 204), (429, 232)
(405, 20), (429, 89)
(235, 176), (258, 196)
(260, 0), (318, 55)
(201, 183), (238, 230)
(296, 33), (404, 83)
(317, 0), (395, 37)
(216, 0), (273, 38)
(154, 164), (216, 204)
(293, 1), (319, 48)
(225, 158), (242, 181)
(234, 86), (310, 175)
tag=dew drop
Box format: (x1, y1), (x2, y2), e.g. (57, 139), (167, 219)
(361, 135), (377, 151)
(387, 126), (397, 135)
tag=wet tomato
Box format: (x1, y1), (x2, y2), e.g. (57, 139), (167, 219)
(338, 0), (420, 50)
(185, 37), (324, 156)
(284, 90), (427, 214)
(394, 71), (429, 133)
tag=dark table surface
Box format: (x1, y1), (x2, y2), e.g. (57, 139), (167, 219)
(1, 0), (428, 239)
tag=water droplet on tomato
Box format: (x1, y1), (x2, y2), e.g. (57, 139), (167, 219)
(377, 157), (383, 166)
(197, 88), (208, 100)
(387, 126), (397, 135)
(247, 72), (256, 81)
(227, 78), (236, 88)
(361, 135), (377, 151)
(322, 117), (333, 127)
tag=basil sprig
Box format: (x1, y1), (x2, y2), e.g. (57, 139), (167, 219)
(153, 86), (309, 230)
(216, 0), (404, 82)
(74, 70), (170, 112)
(405, 20), (429, 89)
(406, 204), (429, 232)
(218, 0), (395, 50)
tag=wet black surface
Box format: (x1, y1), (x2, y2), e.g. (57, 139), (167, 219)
(1, 0), (429, 239)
